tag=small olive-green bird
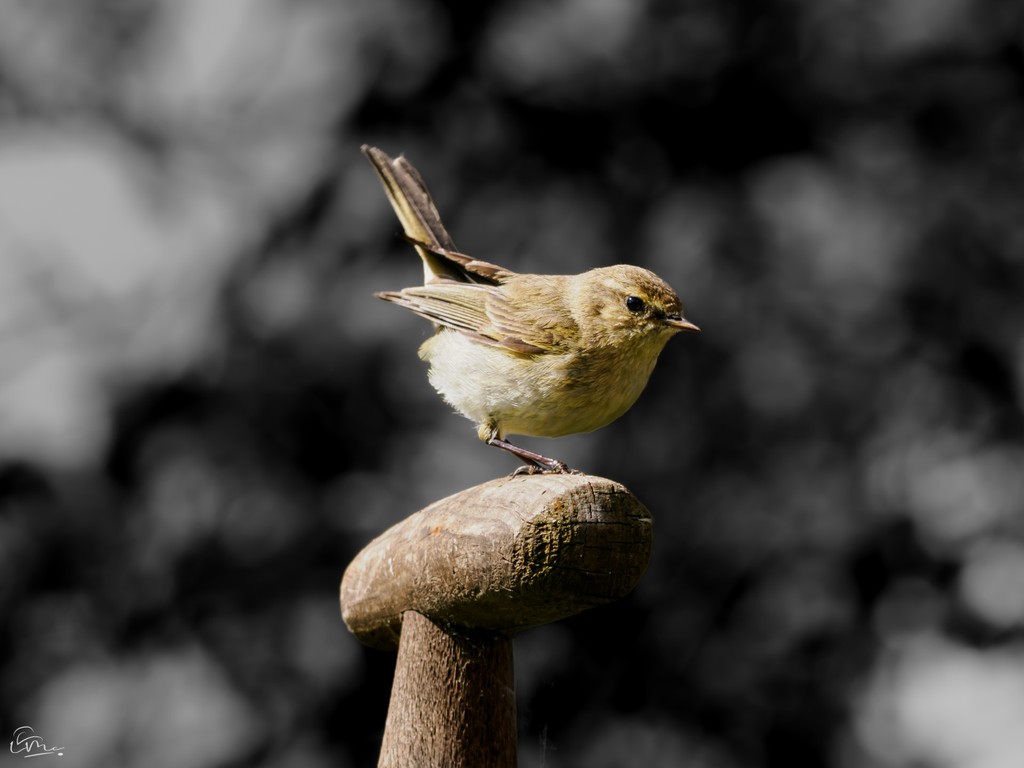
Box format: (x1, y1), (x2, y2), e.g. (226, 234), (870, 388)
(364, 145), (698, 473)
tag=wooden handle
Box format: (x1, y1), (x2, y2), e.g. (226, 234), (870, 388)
(378, 611), (516, 768)
(340, 473), (652, 650)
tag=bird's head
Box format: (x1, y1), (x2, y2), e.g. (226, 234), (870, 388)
(573, 265), (699, 347)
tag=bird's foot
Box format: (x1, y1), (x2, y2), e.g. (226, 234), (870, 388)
(487, 436), (584, 477)
(510, 461), (584, 477)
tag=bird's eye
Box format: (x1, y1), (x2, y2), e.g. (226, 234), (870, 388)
(625, 296), (645, 313)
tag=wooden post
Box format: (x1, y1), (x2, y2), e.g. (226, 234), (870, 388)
(340, 473), (652, 768)
(379, 612), (516, 767)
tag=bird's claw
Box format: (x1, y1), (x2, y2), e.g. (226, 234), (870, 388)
(510, 461), (584, 477)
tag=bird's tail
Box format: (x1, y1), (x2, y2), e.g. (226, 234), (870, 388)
(361, 145), (465, 284)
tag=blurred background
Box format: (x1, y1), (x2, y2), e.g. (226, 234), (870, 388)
(1, 1), (1023, 766)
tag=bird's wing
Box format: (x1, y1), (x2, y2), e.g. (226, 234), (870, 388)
(376, 279), (571, 355)
(482, 280), (576, 353)
(362, 146), (516, 286)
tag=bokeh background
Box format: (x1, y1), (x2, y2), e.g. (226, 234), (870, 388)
(2, 1), (1024, 767)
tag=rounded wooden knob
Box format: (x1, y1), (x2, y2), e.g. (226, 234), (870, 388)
(340, 474), (653, 650)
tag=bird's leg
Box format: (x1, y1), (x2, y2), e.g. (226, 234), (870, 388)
(485, 436), (582, 475)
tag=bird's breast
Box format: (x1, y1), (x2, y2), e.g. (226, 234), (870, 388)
(419, 329), (670, 440)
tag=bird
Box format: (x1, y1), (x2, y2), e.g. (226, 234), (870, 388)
(363, 145), (698, 473)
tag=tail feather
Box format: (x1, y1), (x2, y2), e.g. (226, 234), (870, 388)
(362, 145), (464, 284)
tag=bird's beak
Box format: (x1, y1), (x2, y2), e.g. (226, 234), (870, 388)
(665, 314), (700, 332)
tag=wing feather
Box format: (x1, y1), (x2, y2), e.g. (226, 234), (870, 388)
(375, 283), (492, 336)
(376, 276), (575, 355)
